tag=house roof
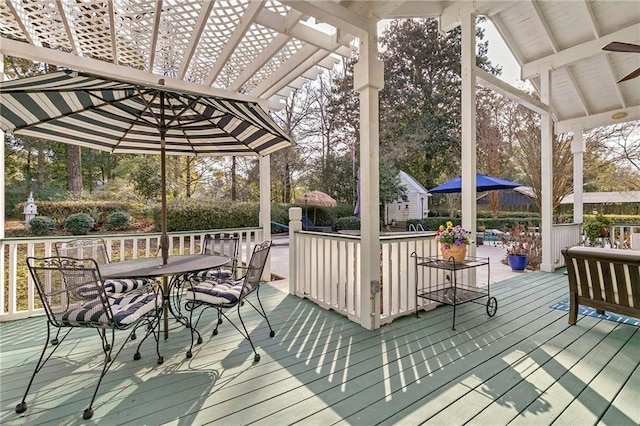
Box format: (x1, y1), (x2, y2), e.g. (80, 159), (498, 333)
(398, 171), (429, 195)
(560, 191), (640, 204)
(1, 1), (637, 130)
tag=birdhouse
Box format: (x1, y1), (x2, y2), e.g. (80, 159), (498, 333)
(23, 192), (38, 230)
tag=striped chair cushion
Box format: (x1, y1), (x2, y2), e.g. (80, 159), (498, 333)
(186, 280), (245, 305)
(61, 292), (161, 327)
(104, 277), (157, 294)
(173, 268), (233, 287)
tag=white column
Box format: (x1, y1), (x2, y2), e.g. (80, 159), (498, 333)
(0, 53), (4, 240)
(354, 18), (383, 330)
(540, 70), (554, 272)
(461, 13), (477, 259)
(288, 207), (302, 295)
(259, 155), (271, 279)
(571, 131), (585, 225)
(0, 54), (5, 311)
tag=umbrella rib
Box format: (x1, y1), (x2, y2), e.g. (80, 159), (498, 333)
(164, 92), (263, 154)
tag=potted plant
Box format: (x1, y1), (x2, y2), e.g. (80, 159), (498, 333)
(501, 222), (542, 271)
(583, 214), (611, 246)
(435, 221), (472, 263)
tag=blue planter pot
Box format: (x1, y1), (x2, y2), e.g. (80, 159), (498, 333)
(508, 254), (527, 271)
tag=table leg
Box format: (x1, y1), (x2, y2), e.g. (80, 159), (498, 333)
(163, 275), (169, 340)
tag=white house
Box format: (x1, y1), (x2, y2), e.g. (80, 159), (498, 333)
(386, 171), (430, 225)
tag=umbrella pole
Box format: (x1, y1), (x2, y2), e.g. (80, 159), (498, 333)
(160, 134), (168, 265)
(160, 89), (170, 340)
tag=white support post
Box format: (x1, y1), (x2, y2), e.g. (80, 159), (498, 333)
(288, 207), (302, 295)
(259, 155), (272, 279)
(540, 70), (555, 272)
(0, 54), (5, 313)
(354, 17), (383, 330)
(0, 53), (4, 240)
(571, 131), (585, 225)
(461, 13), (477, 261)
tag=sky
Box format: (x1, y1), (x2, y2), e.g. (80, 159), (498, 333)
(479, 20), (524, 86)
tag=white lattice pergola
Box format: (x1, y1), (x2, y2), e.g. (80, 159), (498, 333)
(2, 0), (639, 329)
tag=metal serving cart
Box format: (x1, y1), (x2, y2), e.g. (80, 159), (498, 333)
(411, 252), (497, 330)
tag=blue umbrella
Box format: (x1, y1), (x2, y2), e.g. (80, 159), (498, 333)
(429, 173), (523, 193)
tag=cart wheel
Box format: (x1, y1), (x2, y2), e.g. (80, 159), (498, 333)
(486, 297), (498, 317)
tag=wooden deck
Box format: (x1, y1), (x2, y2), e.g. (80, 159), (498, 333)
(1, 271), (638, 425)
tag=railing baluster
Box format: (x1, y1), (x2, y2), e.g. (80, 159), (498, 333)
(0, 227), (261, 321)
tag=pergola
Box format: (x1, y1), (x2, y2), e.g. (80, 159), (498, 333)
(2, 1), (639, 330)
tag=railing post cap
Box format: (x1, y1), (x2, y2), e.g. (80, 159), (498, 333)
(289, 207), (302, 220)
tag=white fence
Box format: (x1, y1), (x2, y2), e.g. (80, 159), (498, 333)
(609, 223), (640, 249)
(551, 223), (582, 268)
(290, 230), (447, 326)
(0, 228), (263, 321)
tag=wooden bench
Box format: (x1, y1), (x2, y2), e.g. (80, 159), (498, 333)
(562, 246), (640, 325)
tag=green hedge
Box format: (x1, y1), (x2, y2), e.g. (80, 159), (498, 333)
(148, 200), (357, 232)
(14, 201), (148, 224)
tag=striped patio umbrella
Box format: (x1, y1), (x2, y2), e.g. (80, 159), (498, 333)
(1, 70), (292, 264)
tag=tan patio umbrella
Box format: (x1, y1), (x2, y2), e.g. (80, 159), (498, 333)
(295, 191), (337, 222)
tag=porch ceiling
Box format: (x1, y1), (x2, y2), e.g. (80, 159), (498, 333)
(1, 1), (638, 130)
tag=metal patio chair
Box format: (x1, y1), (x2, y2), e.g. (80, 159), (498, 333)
(17, 256), (163, 420)
(173, 233), (240, 285)
(184, 240), (275, 361)
(55, 238), (158, 294)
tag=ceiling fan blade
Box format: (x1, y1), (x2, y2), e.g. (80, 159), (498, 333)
(603, 41), (640, 53)
(618, 67), (640, 83)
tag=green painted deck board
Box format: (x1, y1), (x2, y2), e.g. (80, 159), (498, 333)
(1, 271), (638, 426)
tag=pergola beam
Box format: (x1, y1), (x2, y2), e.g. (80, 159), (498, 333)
(204, 0), (264, 86)
(178, 0), (215, 80)
(440, 0), (516, 32)
(476, 67), (548, 115)
(0, 38), (283, 110)
(280, 0), (368, 38)
(147, 0), (162, 73)
(521, 23), (640, 79)
(556, 105), (640, 134)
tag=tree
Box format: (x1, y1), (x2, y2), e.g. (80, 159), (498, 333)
(271, 89), (311, 202)
(378, 18), (501, 189)
(506, 103), (573, 212)
(131, 156), (162, 200)
(476, 88), (514, 216)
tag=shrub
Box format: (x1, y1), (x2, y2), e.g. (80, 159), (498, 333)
(29, 216), (57, 236)
(336, 216), (360, 231)
(64, 212), (95, 235)
(584, 214), (611, 246)
(107, 211), (131, 230)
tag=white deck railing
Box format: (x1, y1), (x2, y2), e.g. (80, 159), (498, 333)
(290, 229), (443, 326)
(0, 227), (263, 321)
(551, 223), (582, 268)
(609, 223), (640, 249)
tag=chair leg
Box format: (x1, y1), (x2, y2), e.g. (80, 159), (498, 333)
(254, 287), (275, 338)
(212, 309), (223, 336)
(97, 329), (111, 358)
(16, 324), (72, 415)
(185, 303), (204, 359)
(133, 315), (163, 364)
(236, 305), (260, 362)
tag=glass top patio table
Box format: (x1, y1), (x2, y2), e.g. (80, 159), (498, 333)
(100, 255), (230, 340)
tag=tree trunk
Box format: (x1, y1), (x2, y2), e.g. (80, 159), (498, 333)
(67, 145), (83, 192)
(284, 158), (291, 202)
(186, 157), (192, 198)
(231, 156), (237, 201)
(36, 147), (45, 189)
